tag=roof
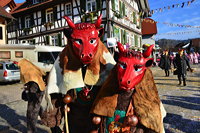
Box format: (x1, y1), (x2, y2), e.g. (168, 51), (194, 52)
(142, 18), (157, 35)
(11, 2), (24, 12)
(0, 0), (12, 7)
(0, 6), (14, 19)
(11, 0), (53, 14)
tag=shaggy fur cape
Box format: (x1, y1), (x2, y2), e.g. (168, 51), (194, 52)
(18, 59), (46, 91)
(91, 67), (166, 133)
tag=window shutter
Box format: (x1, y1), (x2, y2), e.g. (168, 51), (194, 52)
(122, 2), (125, 16)
(41, 10), (46, 24)
(57, 33), (62, 46)
(134, 34), (138, 47)
(80, 0), (86, 13)
(121, 29), (124, 44)
(96, 0), (102, 10)
(138, 18), (141, 29)
(119, 1), (122, 14)
(53, 6), (57, 21)
(46, 35), (49, 45)
(124, 30), (127, 43)
(21, 17), (25, 29)
(133, 12), (136, 24)
(111, 0), (115, 10)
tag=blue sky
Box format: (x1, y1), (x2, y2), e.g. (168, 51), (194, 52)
(148, 0), (200, 40)
(15, 0), (200, 40)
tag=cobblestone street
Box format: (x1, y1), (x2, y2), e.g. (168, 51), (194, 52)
(0, 65), (199, 133)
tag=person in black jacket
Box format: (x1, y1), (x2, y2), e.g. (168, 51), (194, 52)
(173, 49), (191, 86)
(159, 50), (171, 76)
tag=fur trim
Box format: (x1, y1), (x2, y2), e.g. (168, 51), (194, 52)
(18, 59), (46, 91)
(46, 40), (115, 95)
(91, 68), (165, 133)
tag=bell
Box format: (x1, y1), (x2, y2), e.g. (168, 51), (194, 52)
(92, 116), (101, 125)
(124, 115), (138, 127)
(63, 94), (72, 104)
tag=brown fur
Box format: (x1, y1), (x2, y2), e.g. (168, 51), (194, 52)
(91, 67), (163, 133)
(134, 69), (162, 133)
(18, 59), (46, 91)
(59, 40), (110, 85)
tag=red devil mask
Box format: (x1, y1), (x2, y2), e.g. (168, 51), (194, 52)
(63, 15), (104, 64)
(116, 42), (154, 91)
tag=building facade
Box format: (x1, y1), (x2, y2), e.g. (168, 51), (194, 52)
(7, 0), (150, 50)
(0, 6), (14, 45)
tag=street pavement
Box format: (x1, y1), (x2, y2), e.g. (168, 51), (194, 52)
(0, 65), (199, 133)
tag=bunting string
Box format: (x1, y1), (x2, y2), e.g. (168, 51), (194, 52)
(149, 0), (196, 15)
(156, 30), (200, 35)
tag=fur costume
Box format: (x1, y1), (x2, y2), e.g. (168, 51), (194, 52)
(18, 59), (46, 133)
(91, 67), (166, 133)
(42, 15), (116, 133)
(91, 42), (166, 133)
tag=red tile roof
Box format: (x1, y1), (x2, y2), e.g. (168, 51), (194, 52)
(142, 18), (157, 35)
(0, 6), (14, 19)
(12, 0), (53, 14)
(11, 2), (24, 12)
(0, 0), (15, 7)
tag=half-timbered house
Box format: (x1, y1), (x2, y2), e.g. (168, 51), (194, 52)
(7, 0), (150, 50)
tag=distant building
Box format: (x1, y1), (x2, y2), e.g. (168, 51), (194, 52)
(7, 0), (150, 50)
(0, 6), (14, 45)
(191, 38), (200, 53)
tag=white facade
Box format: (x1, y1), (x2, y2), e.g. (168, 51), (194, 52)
(8, 0), (147, 50)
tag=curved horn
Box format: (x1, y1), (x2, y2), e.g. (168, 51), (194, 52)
(117, 42), (125, 53)
(63, 16), (75, 29)
(95, 14), (102, 28)
(143, 44), (154, 58)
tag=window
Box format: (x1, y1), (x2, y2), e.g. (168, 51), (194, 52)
(130, 35), (134, 47)
(0, 51), (11, 59)
(25, 16), (31, 28)
(15, 51), (23, 58)
(33, 0), (39, 4)
(86, 0), (96, 12)
(113, 26), (120, 41)
(0, 27), (2, 40)
(65, 3), (72, 15)
(115, 0), (119, 11)
(6, 63), (19, 70)
(46, 8), (54, 22)
(38, 52), (60, 64)
(51, 35), (58, 46)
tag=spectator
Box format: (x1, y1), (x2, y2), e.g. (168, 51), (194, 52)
(159, 50), (171, 77)
(173, 49), (192, 86)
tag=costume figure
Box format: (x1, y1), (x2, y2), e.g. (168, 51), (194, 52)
(91, 42), (166, 133)
(18, 59), (46, 133)
(42, 15), (116, 133)
(173, 49), (192, 86)
(159, 50), (171, 76)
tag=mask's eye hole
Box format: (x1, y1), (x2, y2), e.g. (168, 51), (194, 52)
(119, 63), (126, 69)
(90, 39), (96, 44)
(74, 39), (82, 45)
(134, 65), (142, 72)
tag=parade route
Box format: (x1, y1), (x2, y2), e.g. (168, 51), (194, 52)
(0, 65), (199, 133)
